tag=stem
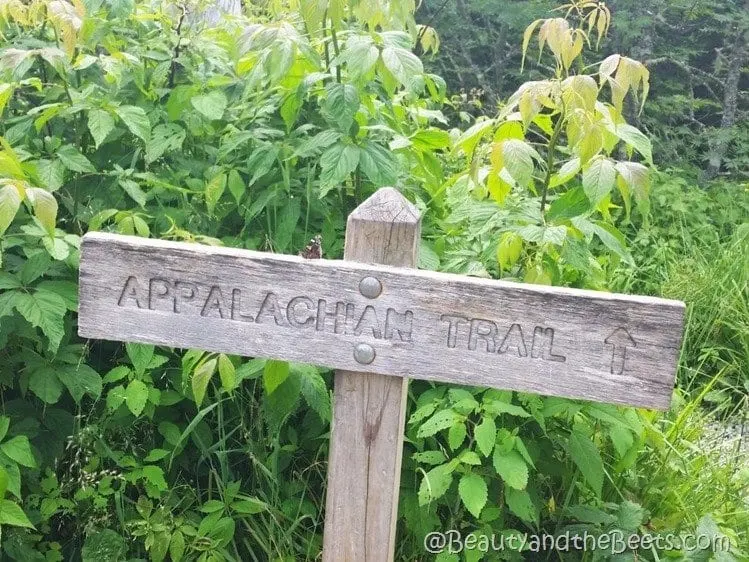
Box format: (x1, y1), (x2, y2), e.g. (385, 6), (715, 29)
(539, 108), (565, 217)
(329, 24), (342, 83)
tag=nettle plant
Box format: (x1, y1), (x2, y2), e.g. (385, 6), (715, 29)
(437, 1), (652, 289)
(402, 0), (660, 551)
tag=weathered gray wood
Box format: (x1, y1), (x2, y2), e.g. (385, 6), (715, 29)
(322, 188), (420, 562)
(78, 221), (684, 410)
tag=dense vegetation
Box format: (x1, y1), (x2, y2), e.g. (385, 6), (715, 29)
(0, 0), (746, 560)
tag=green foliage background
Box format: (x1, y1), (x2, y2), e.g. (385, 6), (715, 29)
(0, 0), (746, 560)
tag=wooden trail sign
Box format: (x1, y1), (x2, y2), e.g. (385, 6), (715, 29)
(78, 188), (685, 562)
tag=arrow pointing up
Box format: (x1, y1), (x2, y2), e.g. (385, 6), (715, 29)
(604, 327), (636, 375)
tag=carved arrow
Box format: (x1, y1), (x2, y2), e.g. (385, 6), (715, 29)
(605, 327), (636, 375)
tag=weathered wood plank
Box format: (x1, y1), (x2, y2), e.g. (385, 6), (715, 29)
(78, 224), (684, 410)
(323, 188), (420, 562)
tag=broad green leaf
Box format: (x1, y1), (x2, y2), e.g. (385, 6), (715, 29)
(29, 367), (63, 404)
(81, 529), (127, 562)
(25, 187), (57, 236)
(146, 123), (185, 163)
(418, 460), (457, 506)
(0, 466), (7, 498)
(514, 224), (567, 246)
(582, 157), (616, 207)
(0, 417), (8, 441)
(568, 430), (604, 496)
(0, 83), (13, 116)
(0, 435), (36, 467)
(321, 82), (359, 132)
(299, 369), (330, 422)
(547, 186), (591, 221)
(57, 145), (96, 173)
(459, 473), (488, 518)
(448, 421), (467, 450)
(262, 370), (301, 431)
(0, 500), (34, 528)
(417, 409), (462, 438)
(191, 91), (228, 121)
(205, 173), (226, 215)
(592, 221), (633, 264)
(115, 105), (151, 142)
(413, 451), (446, 465)
(227, 169), (245, 204)
(609, 123), (652, 164)
(37, 280), (78, 310)
(36, 159), (66, 192)
(170, 530), (186, 562)
(56, 364), (102, 403)
(493, 449), (528, 490)
(0, 183), (22, 235)
(504, 487), (538, 524)
(454, 118), (494, 156)
(13, 290), (66, 352)
(496, 232), (522, 271)
(142, 465), (168, 490)
(617, 500), (645, 531)
(263, 359), (289, 394)
(106, 385), (126, 411)
(499, 139), (538, 186)
(192, 358), (217, 407)
(125, 379), (149, 417)
(319, 143), (359, 197)
(549, 157), (581, 188)
(217, 354), (236, 391)
(474, 415), (497, 456)
(381, 46), (423, 89)
(127, 343), (154, 375)
(87, 109), (114, 148)
(358, 141), (397, 186)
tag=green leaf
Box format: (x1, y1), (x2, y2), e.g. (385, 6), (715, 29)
(87, 109), (115, 148)
(0, 184), (22, 235)
(382, 46), (423, 89)
(496, 232), (523, 271)
(418, 461), (457, 506)
(417, 409), (462, 438)
(227, 169), (245, 204)
(0, 500), (35, 528)
(13, 290), (66, 352)
(358, 141), (398, 186)
(616, 500), (645, 531)
(169, 530), (186, 562)
(142, 465), (168, 491)
(146, 123), (185, 163)
(36, 280), (78, 310)
(483, 400), (531, 418)
(57, 145), (96, 173)
(0, 416), (8, 441)
(0, 466), (7, 498)
(319, 143), (359, 197)
(29, 367), (63, 404)
(567, 430), (604, 496)
(217, 354), (236, 391)
(262, 370), (301, 431)
(81, 529), (127, 562)
(458, 473), (488, 518)
(412, 450), (446, 465)
(493, 449), (528, 490)
(299, 369), (330, 422)
(205, 173), (226, 215)
(448, 421), (467, 450)
(25, 187), (57, 236)
(127, 343), (155, 376)
(609, 123), (652, 164)
(592, 221), (633, 264)
(474, 416), (497, 456)
(547, 186), (591, 221)
(192, 358), (217, 407)
(106, 385), (126, 411)
(321, 82), (359, 132)
(0, 436), (36, 467)
(125, 379), (149, 417)
(263, 359), (289, 394)
(191, 91), (228, 121)
(115, 105), (150, 142)
(582, 157), (617, 207)
(504, 487), (538, 524)
(56, 364), (102, 403)
(36, 158), (66, 192)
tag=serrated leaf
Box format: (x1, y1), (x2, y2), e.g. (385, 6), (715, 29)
(192, 358), (216, 407)
(0, 500), (34, 528)
(459, 473), (488, 518)
(322, 82), (359, 132)
(217, 354), (236, 391)
(227, 169), (245, 204)
(205, 173), (226, 215)
(0, 436), (36, 467)
(56, 364), (102, 403)
(36, 158), (66, 192)
(115, 105), (150, 142)
(57, 145), (96, 173)
(497, 232), (522, 271)
(568, 430), (604, 496)
(582, 157), (616, 207)
(146, 123), (185, 163)
(142, 465), (168, 490)
(13, 290), (66, 352)
(493, 449), (528, 490)
(412, 450), (446, 465)
(505, 487), (538, 524)
(417, 409), (462, 438)
(25, 187), (57, 236)
(263, 359), (289, 394)
(127, 343), (154, 376)
(0, 417), (8, 441)
(125, 379), (149, 417)
(170, 530), (185, 562)
(300, 369), (330, 422)
(359, 141), (398, 186)
(418, 461), (456, 506)
(191, 91), (228, 121)
(106, 385), (126, 411)
(319, 143), (359, 197)
(382, 46), (423, 90)
(0, 183), (22, 235)
(474, 416), (497, 456)
(87, 109), (115, 148)
(29, 367), (63, 404)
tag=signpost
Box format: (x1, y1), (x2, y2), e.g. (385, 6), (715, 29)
(78, 188), (685, 562)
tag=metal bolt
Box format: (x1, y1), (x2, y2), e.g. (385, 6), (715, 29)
(359, 276), (382, 299)
(353, 343), (376, 365)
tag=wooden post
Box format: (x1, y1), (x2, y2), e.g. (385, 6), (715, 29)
(322, 188), (421, 562)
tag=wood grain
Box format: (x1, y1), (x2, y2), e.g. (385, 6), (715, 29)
(78, 218), (684, 410)
(323, 187), (420, 562)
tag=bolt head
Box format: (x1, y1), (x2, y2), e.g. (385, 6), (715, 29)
(359, 276), (382, 299)
(353, 343), (376, 365)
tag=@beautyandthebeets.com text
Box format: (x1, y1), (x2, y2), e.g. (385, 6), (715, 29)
(423, 529), (732, 555)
